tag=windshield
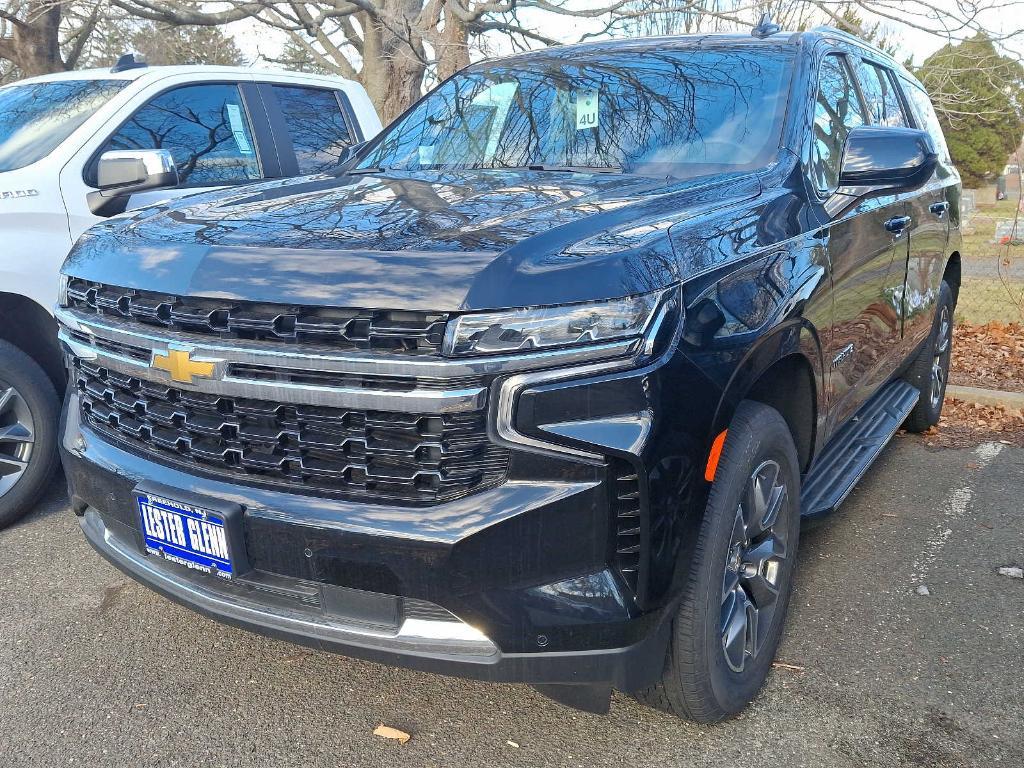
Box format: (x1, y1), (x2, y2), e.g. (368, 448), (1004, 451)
(359, 46), (794, 178)
(0, 80), (127, 173)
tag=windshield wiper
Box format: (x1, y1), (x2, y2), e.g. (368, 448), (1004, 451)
(519, 164), (623, 174)
(346, 166), (386, 175)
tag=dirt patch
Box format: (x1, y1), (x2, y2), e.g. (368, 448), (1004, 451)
(908, 397), (1024, 449)
(951, 322), (1024, 393)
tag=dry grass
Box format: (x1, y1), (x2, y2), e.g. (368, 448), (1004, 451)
(956, 191), (1023, 324)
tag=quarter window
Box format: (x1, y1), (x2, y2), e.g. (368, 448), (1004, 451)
(854, 60), (908, 127)
(811, 54), (866, 193)
(902, 81), (952, 162)
(272, 86), (353, 174)
(101, 84), (261, 186)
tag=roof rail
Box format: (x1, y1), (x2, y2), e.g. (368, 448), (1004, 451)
(111, 53), (148, 74)
(808, 25), (902, 61)
(751, 12), (781, 38)
(809, 24), (864, 39)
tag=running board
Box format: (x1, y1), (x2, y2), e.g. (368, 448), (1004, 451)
(800, 380), (919, 520)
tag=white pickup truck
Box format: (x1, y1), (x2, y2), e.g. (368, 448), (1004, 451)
(0, 56), (381, 527)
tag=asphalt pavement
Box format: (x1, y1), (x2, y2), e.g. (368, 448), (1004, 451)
(1, 436), (1021, 768)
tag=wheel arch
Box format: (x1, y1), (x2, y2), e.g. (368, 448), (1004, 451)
(711, 320), (824, 473)
(0, 293), (65, 393)
(943, 250), (961, 307)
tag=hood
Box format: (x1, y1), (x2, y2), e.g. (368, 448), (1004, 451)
(65, 168), (762, 311)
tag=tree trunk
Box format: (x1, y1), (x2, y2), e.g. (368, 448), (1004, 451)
(435, 8), (469, 82)
(358, 0), (427, 124)
(5, 3), (66, 77)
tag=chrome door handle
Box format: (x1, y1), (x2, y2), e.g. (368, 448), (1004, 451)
(929, 201), (950, 217)
(884, 215), (912, 234)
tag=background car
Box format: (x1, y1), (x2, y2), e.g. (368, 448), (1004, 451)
(0, 55), (381, 528)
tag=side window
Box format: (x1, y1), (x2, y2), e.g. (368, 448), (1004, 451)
(902, 80), (952, 162)
(811, 54), (866, 193)
(272, 85), (353, 174)
(101, 84), (261, 186)
(854, 60), (908, 127)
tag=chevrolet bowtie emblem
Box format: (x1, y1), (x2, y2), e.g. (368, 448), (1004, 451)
(151, 346), (216, 384)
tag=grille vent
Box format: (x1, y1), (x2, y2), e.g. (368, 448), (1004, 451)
(66, 279), (447, 355)
(612, 460), (643, 594)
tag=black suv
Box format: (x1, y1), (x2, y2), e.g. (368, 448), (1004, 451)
(57, 25), (961, 721)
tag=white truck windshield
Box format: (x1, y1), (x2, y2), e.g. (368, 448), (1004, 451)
(0, 80), (126, 172)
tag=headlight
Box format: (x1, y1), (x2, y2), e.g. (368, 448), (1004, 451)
(57, 273), (70, 308)
(443, 289), (669, 357)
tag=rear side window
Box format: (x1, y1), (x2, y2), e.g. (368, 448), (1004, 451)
(902, 81), (952, 162)
(811, 54), (866, 193)
(854, 60), (908, 127)
(101, 84), (261, 186)
(272, 86), (353, 174)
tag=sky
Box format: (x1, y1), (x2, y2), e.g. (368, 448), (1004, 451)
(223, 1), (1024, 75)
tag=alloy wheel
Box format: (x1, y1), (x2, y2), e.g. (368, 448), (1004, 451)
(719, 459), (791, 673)
(0, 385), (35, 498)
(930, 304), (951, 410)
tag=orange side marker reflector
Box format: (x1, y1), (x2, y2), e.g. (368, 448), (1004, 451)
(705, 429), (728, 482)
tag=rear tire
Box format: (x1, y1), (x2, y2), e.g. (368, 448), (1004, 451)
(903, 281), (954, 433)
(635, 401), (801, 722)
(0, 341), (61, 529)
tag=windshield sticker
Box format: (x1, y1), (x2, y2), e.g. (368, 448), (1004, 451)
(576, 89), (599, 130)
(226, 104), (254, 155)
(418, 145), (436, 166)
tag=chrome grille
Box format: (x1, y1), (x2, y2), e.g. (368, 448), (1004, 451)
(74, 360), (509, 503)
(65, 279), (448, 355)
(225, 363), (482, 392)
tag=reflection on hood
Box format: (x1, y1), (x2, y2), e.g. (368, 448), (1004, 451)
(66, 168), (761, 311)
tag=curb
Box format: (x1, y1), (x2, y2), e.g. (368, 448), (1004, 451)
(946, 384), (1024, 410)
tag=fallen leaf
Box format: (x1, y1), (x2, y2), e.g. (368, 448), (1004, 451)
(374, 724), (411, 744)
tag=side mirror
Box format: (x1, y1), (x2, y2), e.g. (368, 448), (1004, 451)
(89, 149), (179, 217)
(338, 141), (368, 169)
(838, 126), (937, 196)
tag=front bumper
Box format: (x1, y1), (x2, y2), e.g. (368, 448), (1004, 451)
(62, 396), (679, 689)
(78, 506), (671, 685)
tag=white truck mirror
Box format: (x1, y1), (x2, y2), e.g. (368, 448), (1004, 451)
(89, 149), (179, 216)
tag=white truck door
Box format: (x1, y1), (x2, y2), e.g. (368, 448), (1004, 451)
(0, 166), (74, 314)
(60, 78), (267, 241)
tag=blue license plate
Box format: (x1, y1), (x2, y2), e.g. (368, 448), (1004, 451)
(137, 491), (234, 578)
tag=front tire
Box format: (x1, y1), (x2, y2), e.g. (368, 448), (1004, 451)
(903, 281), (954, 433)
(0, 341), (60, 529)
(635, 401), (801, 722)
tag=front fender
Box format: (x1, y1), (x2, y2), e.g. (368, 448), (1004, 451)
(711, 319), (825, 446)
(677, 243), (830, 461)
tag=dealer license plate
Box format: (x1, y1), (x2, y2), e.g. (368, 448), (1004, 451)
(137, 490), (234, 578)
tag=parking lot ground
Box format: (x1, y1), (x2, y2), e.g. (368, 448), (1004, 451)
(1, 437), (1022, 768)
